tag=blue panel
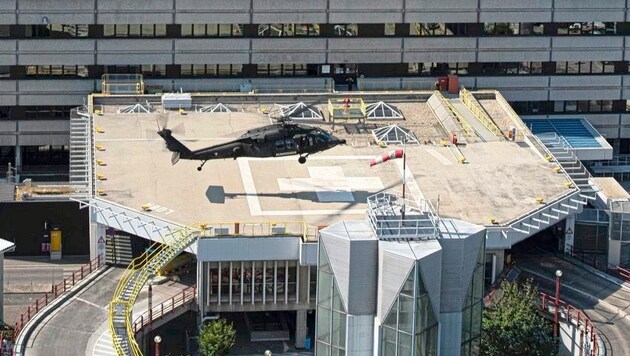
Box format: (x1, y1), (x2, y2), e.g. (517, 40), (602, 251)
(522, 118), (601, 148)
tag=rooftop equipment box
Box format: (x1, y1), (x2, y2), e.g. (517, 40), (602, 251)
(161, 93), (192, 109)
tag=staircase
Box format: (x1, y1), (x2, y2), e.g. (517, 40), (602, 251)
(537, 133), (600, 205)
(69, 106), (93, 199)
(106, 235), (134, 266)
(109, 227), (199, 356)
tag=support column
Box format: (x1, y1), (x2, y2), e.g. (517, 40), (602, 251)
(297, 266), (310, 304)
(89, 221), (106, 261)
(564, 215), (576, 254)
(295, 309), (307, 348)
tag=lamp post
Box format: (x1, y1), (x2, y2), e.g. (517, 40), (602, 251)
(554, 269), (563, 338)
(154, 335), (162, 356)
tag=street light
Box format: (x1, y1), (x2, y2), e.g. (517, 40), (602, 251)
(264, 351), (272, 356)
(154, 335), (162, 356)
(554, 269), (563, 338)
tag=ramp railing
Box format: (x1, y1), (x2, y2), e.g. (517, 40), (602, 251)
(109, 227), (200, 356)
(459, 87), (506, 140)
(132, 285), (197, 334)
(432, 90), (478, 141)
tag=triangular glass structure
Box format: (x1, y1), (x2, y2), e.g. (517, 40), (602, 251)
(197, 103), (234, 113)
(371, 124), (420, 145)
(279, 102), (323, 120)
(365, 101), (404, 120)
(117, 102), (152, 114)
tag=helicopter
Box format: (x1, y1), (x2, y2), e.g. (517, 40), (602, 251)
(157, 118), (347, 171)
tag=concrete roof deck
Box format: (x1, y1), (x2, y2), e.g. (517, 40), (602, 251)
(92, 100), (570, 229)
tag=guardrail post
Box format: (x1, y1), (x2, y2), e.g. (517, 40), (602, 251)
(72, 272), (75, 285)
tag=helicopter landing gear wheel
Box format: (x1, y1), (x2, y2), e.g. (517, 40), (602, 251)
(298, 156), (307, 164)
(197, 160), (207, 171)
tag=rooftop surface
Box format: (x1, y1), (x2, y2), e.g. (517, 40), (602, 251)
(92, 98), (569, 228)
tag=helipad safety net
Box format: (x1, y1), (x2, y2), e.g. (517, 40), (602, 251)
(116, 102), (153, 114)
(372, 124), (420, 145)
(365, 101), (404, 120)
(278, 102), (323, 120)
(197, 103), (234, 113)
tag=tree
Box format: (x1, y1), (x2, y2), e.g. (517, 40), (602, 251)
(481, 280), (557, 356)
(199, 318), (236, 356)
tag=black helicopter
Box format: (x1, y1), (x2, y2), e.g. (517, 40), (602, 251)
(157, 119), (347, 171)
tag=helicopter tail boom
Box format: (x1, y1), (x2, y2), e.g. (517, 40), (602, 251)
(157, 129), (192, 164)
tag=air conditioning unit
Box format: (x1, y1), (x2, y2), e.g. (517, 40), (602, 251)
(161, 93), (192, 109)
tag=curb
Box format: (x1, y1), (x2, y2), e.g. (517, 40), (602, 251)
(13, 266), (111, 356)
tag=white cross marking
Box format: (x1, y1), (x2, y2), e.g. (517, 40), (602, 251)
(277, 166), (385, 202)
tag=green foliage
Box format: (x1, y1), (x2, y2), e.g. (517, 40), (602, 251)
(199, 318), (236, 356)
(481, 280), (557, 356)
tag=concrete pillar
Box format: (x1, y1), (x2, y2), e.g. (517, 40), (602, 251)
(609, 240), (621, 266)
(14, 144), (21, 173)
(89, 221), (106, 261)
(486, 249), (505, 283)
(295, 309), (307, 348)
(564, 215), (576, 254)
(297, 266), (310, 304)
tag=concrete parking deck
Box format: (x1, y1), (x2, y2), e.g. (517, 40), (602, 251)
(92, 98), (568, 227)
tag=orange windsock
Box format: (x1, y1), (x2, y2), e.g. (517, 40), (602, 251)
(370, 149), (404, 167)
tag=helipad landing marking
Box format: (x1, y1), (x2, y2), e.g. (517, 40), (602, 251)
(426, 148), (453, 166)
(277, 166), (384, 202)
(238, 156), (392, 216)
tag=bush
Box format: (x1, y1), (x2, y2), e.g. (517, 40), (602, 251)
(199, 318), (236, 356)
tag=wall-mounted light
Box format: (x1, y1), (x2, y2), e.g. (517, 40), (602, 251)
(41, 17), (49, 25)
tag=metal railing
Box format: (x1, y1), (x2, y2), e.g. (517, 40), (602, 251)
(132, 285), (197, 335)
(539, 292), (601, 356)
(366, 192), (441, 240)
(14, 255), (104, 338)
(491, 90), (527, 141)
(109, 227), (199, 356)
(102, 74), (144, 95)
(193, 221), (319, 242)
(459, 87), (506, 140)
(433, 90), (477, 141)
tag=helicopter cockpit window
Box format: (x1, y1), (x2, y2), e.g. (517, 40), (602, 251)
(285, 138), (295, 150)
(275, 139), (285, 150)
(318, 131), (332, 142)
(308, 136), (314, 146)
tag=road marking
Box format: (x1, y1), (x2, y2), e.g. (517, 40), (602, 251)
(426, 148), (453, 165)
(75, 297), (107, 310)
(92, 330), (117, 356)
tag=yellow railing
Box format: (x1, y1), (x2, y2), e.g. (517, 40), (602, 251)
(327, 98), (367, 120)
(492, 90), (528, 141)
(109, 227), (198, 356)
(192, 221), (320, 242)
(433, 91), (476, 141)
(460, 88), (506, 140)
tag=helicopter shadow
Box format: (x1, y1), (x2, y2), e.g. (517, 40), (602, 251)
(206, 182), (398, 209)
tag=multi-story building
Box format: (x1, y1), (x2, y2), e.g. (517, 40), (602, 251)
(2, 1), (630, 179)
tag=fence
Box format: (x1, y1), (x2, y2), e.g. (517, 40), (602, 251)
(13, 255), (103, 338)
(132, 285), (197, 335)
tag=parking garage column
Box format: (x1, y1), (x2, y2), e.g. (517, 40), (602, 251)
(564, 215), (576, 254)
(295, 309), (307, 348)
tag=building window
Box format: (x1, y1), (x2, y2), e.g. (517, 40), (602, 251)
(483, 23), (544, 35)
(385, 23), (396, 36)
(140, 65), (166, 78)
(26, 24), (88, 38)
(315, 243), (347, 354)
(410, 23), (446, 36)
(23, 106), (73, 120)
(257, 64), (308, 76)
(557, 22), (616, 35)
(460, 243), (484, 355)
(294, 24), (320, 36)
(333, 24), (358, 37)
(22, 145), (69, 166)
(0, 66), (9, 79)
(105, 65), (142, 74)
(556, 61), (615, 74)
(181, 24), (243, 37)
(448, 62), (469, 75)
(0, 25), (9, 38)
(26, 65), (88, 78)
(104, 24), (167, 37)
(180, 64), (242, 77)
(408, 62), (448, 76)
(380, 264), (438, 355)
(479, 62), (542, 75)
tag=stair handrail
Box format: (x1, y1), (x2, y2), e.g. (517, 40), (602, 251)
(109, 227), (199, 356)
(459, 87), (506, 140)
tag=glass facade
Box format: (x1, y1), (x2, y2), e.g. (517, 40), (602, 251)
(316, 243), (347, 355)
(380, 264), (438, 356)
(460, 242), (485, 356)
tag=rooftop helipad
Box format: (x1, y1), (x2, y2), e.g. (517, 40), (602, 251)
(91, 97), (569, 228)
